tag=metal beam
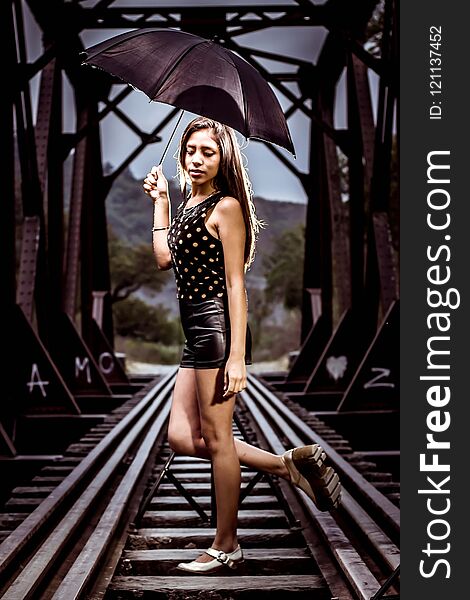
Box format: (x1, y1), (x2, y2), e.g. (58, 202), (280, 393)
(0, 0), (17, 314)
(7, 0), (397, 404)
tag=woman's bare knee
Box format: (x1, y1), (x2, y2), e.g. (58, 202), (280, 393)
(168, 431), (188, 455)
(168, 429), (207, 456)
(201, 426), (234, 455)
(196, 368), (236, 456)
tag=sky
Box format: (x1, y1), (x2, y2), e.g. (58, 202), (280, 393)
(23, 0), (380, 203)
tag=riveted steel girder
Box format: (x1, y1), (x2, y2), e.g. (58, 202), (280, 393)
(4, 0), (397, 428)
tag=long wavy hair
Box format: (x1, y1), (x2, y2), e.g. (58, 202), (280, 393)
(176, 116), (266, 272)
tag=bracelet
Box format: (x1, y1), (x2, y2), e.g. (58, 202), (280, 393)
(152, 225), (169, 231)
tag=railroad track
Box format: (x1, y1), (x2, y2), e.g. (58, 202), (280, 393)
(0, 368), (400, 599)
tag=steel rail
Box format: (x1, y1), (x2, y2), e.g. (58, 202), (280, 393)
(0, 369), (398, 600)
(240, 389), (384, 600)
(241, 373), (400, 599)
(50, 393), (173, 599)
(0, 368), (177, 597)
(247, 373), (400, 535)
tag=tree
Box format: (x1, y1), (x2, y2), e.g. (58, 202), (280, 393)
(247, 286), (271, 350)
(113, 296), (184, 345)
(263, 223), (305, 310)
(108, 229), (170, 303)
(365, 0), (385, 58)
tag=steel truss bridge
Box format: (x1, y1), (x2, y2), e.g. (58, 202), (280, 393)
(1, 0), (398, 458)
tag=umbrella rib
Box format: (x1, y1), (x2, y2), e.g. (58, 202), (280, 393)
(149, 39), (209, 100)
(83, 27), (199, 60)
(239, 70), (249, 139)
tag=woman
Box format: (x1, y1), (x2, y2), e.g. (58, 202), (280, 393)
(143, 116), (341, 574)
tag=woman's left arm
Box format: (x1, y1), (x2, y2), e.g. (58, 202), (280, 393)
(214, 197), (249, 399)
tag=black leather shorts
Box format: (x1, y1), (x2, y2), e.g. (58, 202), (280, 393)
(178, 296), (252, 369)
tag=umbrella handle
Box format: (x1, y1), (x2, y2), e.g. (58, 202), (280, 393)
(159, 109), (185, 166)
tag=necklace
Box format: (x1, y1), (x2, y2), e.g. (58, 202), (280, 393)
(183, 191), (219, 212)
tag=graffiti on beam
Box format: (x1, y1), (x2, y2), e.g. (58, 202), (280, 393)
(326, 356), (348, 381)
(75, 356), (92, 383)
(98, 352), (115, 375)
(76, 354), (115, 381)
(27, 363), (50, 397)
(75, 352), (115, 383)
(363, 367), (395, 389)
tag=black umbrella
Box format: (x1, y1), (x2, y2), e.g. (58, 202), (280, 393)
(80, 28), (295, 162)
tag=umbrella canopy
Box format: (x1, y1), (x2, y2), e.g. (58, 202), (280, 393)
(81, 28), (295, 157)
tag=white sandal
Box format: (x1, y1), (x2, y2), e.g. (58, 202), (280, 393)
(176, 545), (244, 574)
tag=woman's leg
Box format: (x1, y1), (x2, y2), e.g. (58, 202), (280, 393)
(167, 366), (205, 457)
(194, 366), (240, 559)
(168, 367), (289, 480)
(168, 367), (340, 522)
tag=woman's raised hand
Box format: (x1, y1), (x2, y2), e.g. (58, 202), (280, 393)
(143, 164), (169, 202)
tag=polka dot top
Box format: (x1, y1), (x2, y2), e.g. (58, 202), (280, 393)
(167, 192), (226, 301)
